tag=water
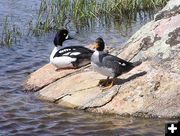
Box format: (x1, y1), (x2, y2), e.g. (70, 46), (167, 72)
(0, 0), (174, 135)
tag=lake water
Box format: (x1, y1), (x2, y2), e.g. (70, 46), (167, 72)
(0, 0), (175, 135)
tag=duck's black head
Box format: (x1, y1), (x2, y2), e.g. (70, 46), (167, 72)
(94, 37), (105, 51)
(53, 29), (73, 46)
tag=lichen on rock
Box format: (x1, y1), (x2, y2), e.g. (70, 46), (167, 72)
(166, 27), (180, 46)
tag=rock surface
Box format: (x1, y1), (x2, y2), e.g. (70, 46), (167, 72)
(24, 64), (77, 91)
(24, 0), (180, 118)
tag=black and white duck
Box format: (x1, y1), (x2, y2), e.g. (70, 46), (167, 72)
(50, 29), (93, 70)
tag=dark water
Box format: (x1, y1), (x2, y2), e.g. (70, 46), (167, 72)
(0, 0), (174, 135)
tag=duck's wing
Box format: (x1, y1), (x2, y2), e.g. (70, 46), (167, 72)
(102, 54), (133, 67)
(54, 46), (93, 59)
(101, 54), (135, 74)
(106, 55), (142, 67)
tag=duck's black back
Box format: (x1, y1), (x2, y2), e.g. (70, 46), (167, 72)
(54, 46), (94, 59)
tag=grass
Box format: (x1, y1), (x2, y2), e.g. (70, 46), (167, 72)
(0, 0), (168, 46)
(32, 0), (168, 35)
(0, 16), (22, 47)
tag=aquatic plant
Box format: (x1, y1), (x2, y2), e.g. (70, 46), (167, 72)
(32, 0), (168, 35)
(0, 0), (168, 46)
(0, 16), (22, 47)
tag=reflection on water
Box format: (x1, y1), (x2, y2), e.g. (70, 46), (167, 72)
(0, 0), (174, 135)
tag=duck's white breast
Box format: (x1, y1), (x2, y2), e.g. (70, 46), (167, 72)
(51, 56), (76, 68)
(50, 47), (76, 68)
(91, 61), (115, 77)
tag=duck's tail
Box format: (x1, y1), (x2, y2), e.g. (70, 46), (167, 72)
(132, 60), (142, 67)
(122, 60), (142, 73)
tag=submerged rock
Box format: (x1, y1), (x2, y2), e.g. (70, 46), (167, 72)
(24, 0), (180, 118)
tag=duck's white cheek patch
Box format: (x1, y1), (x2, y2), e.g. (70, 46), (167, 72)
(70, 52), (81, 56)
(65, 35), (69, 39)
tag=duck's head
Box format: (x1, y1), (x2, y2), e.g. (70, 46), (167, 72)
(94, 37), (105, 51)
(53, 29), (73, 47)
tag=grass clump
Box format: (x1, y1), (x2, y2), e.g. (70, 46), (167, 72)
(33, 0), (71, 35)
(0, 16), (22, 47)
(32, 0), (168, 35)
(0, 0), (168, 47)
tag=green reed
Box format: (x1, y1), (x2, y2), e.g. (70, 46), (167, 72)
(0, 16), (22, 47)
(33, 0), (71, 35)
(32, 0), (168, 35)
(0, 0), (168, 47)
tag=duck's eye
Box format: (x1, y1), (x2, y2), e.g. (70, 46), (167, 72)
(64, 33), (66, 36)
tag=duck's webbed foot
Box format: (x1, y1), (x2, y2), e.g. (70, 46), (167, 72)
(98, 79), (107, 86)
(99, 78), (117, 91)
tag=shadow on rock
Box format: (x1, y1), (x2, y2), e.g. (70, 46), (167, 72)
(116, 71), (147, 85)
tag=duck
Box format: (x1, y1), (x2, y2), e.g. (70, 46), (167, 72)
(50, 29), (94, 70)
(91, 37), (142, 89)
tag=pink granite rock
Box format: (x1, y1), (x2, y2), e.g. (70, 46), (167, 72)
(24, 0), (180, 118)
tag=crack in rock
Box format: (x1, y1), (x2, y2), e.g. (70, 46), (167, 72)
(52, 85), (97, 103)
(79, 86), (120, 110)
(53, 94), (72, 103)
